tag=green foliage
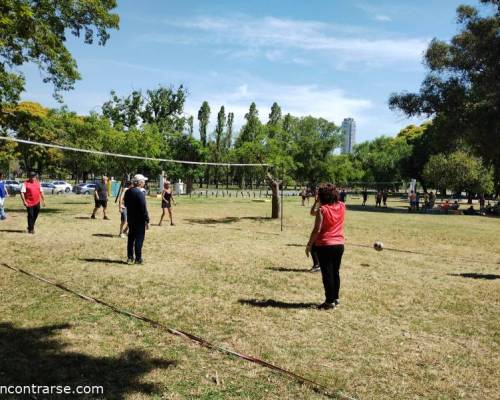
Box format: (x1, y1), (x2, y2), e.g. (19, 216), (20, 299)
(353, 136), (412, 184)
(102, 86), (187, 135)
(326, 154), (364, 186)
(423, 150), (494, 194)
(0, 0), (119, 110)
(198, 101), (210, 147)
(389, 0), (500, 189)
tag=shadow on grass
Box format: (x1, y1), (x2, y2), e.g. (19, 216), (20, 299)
(0, 229), (26, 233)
(7, 208), (64, 214)
(0, 322), (175, 399)
(448, 273), (500, 280)
(239, 299), (316, 309)
(92, 233), (117, 238)
(75, 216), (92, 220)
(346, 204), (410, 214)
(286, 243), (303, 247)
(266, 267), (311, 273)
(185, 217), (240, 224)
(186, 216), (273, 225)
(80, 258), (128, 265)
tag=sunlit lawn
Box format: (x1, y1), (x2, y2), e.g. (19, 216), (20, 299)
(1, 193), (499, 399)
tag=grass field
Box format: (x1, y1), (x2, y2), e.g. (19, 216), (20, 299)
(1, 194), (499, 399)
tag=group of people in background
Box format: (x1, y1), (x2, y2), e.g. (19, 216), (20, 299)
(0, 171), (177, 265)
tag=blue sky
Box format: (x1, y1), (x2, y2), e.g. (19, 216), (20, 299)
(21, 0), (479, 142)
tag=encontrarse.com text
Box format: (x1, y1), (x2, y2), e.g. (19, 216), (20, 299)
(0, 385), (104, 396)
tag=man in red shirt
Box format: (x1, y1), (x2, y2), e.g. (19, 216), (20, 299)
(20, 172), (45, 234)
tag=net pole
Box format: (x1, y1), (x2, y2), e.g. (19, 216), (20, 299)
(281, 163), (284, 232)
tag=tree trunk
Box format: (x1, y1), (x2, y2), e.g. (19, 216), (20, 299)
(266, 172), (280, 219)
(186, 176), (193, 194)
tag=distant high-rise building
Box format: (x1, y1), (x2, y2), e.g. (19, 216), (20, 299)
(341, 118), (356, 154)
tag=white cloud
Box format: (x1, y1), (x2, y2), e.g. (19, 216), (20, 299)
(184, 78), (373, 134)
(356, 3), (393, 22)
(375, 15), (392, 22)
(147, 15), (427, 67)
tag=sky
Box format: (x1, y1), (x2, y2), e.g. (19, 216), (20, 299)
(20, 0), (478, 143)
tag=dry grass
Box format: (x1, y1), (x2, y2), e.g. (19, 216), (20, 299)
(1, 194), (499, 399)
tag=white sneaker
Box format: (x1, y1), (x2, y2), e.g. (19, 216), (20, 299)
(310, 265), (321, 273)
(120, 233), (126, 238)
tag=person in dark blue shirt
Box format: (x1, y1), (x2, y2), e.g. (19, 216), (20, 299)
(0, 171), (8, 220)
(124, 174), (150, 264)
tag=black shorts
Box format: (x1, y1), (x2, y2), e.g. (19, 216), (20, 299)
(120, 209), (127, 223)
(161, 200), (171, 209)
(94, 199), (108, 208)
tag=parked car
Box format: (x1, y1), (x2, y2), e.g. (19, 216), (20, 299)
(73, 182), (97, 195)
(41, 182), (64, 194)
(5, 180), (22, 195)
(51, 180), (73, 193)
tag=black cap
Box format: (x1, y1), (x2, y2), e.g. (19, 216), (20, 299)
(29, 171), (37, 177)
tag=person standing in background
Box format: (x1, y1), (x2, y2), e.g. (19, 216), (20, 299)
(118, 180), (131, 238)
(20, 172), (45, 234)
(124, 174), (150, 265)
(91, 175), (109, 220)
(0, 172), (8, 220)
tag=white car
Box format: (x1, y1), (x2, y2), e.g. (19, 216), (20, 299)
(51, 180), (73, 193)
(41, 182), (64, 194)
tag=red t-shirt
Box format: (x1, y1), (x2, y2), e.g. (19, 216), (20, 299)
(21, 180), (42, 207)
(315, 202), (346, 246)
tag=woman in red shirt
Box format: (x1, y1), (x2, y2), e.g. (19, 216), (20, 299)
(306, 183), (345, 310)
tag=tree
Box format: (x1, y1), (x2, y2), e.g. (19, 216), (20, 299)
(423, 150), (494, 197)
(268, 102), (282, 126)
(186, 115), (194, 137)
(326, 155), (364, 186)
(102, 90), (143, 129)
(237, 102), (260, 145)
(353, 136), (411, 187)
(102, 85), (187, 135)
(389, 0), (500, 192)
(291, 116), (341, 185)
(2, 102), (63, 174)
(226, 112), (234, 148)
(141, 85), (186, 134)
(213, 106), (226, 187)
(0, 0), (119, 111)
(197, 101), (210, 147)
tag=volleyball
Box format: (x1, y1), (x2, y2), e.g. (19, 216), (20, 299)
(373, 241), (384, 251)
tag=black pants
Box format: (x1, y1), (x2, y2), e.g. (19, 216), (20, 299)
(26, 204), (40, 232)
(127, 223), (146, 261)
(316, 245), (344, 303)
(311, 245), (320, 267)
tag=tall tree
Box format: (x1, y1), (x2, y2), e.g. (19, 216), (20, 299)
(214, 106), (226, 151)
(226, 112), (234, 148)
(102, 90), (143, 129)
(186, 115), (194, 137)
(197, 101), (210, 147)
(237, 102), (260, 145)
(389, 0), (500, 192)
(0, 0), (119, 111)
(142, 85), (186, 133)
(268, 102), (282, 126)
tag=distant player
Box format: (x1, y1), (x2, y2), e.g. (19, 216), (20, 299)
(118, 181), (132, 238)
(159, 181), (176, 226)
(362, 189), (368, 206)
(20, 172), (45, 234)
(0, 172), (8, 220)
(91, 176), (110, 220)
(124, 174), (150, 265)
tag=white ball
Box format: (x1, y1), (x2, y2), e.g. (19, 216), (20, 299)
(373, 241), (384, 251)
